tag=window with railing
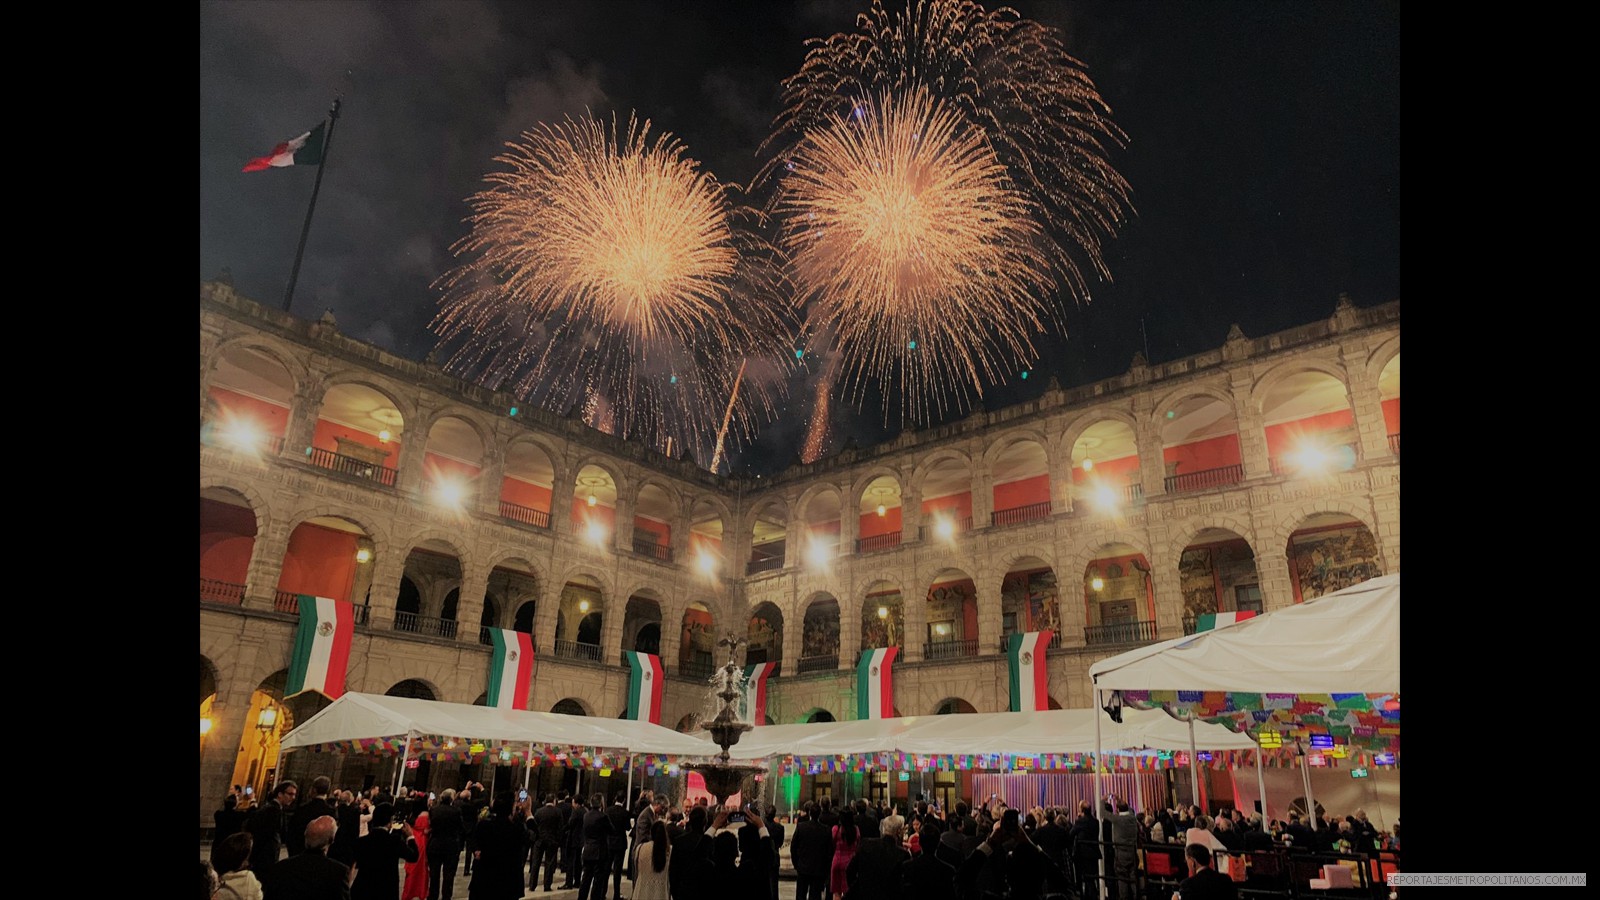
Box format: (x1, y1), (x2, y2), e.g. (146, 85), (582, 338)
(1387, 433), (1400, 456)
(307, 447), (398, 487)
(200, 578), (246, 606)
(918, 516), (974, 540)
(856, 531), (902, 553)
(746, 545), (784, 576)
(1164, 464), (1243, 494)
(998, 631), (1064, 653)
(392, 611), (459, 639)
(1084, 619), (1158, 646)
(796, 655), (839, 673)
(480, 625), (532, 645)
(273, 590), (301, 614)
(991, 500), (1052, 528)
(678, 658), (717, 679)
(923, 638), (979, 660)
(554, 639), (600, 662)
(632, 536), (674, 562)
(1269, 443), (1359, 477)
(1124, 483), (1145, 503)
(496, 501), (552, 529)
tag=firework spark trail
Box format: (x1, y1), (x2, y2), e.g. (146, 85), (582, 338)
(709, 358), (746, 475)
(762, 0), (1133, 301)
(801, 371), (832, 464)
(432, 113), (794, 463)
(777, 86), (1056, 424)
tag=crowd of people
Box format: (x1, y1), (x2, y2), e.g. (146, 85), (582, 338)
(203, 779), (1397, 900)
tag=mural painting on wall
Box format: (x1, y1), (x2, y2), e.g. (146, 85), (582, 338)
(861, 592), (904, 649)
(1179, 549), (1219, 618)
(748, 613), (779, 654)
(1290, 526), (1381, 600)
(928, 580), (976, 639)
(802, 603), (840, 658)
(1002, 570), (1061, 635)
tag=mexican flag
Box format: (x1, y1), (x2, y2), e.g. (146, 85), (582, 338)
(285, 596), (354, 699)
(1007, 630), (1053, 711)
(486, 628), (534, 709)
(623, 651), (664, 724)
(856, 646), (898, 719)
(741, 661), (778, 725)
(243, 121), (327, 172)
(1196, 611), (1258, 632)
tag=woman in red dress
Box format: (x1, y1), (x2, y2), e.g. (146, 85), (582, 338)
(829, 808), (858, 900)
(402, 810), (430, 900)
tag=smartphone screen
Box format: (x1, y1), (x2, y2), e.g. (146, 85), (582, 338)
(245, 786), (254, 795)
(519, 790), (528, 801)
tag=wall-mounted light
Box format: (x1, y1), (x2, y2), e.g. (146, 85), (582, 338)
(355, 548), (372, 564)
(378, 429), (392, 443)
(200, 717), (214, 736)
(1091, 576), (1105, 592)
(257, 707), (278, 731)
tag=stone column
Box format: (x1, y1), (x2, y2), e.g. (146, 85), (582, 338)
(599, 596), (626, 666)
(365, 550), (407, 631)
(975, 582), (1004, 658)
(199, 673), (259, 830)
(1255, 550), (1298, 613)
(281, 390), (321, 461)
(242, 522), (293, 611)
(476, 447), (506, 518)
(840, 486), (860, 557)
(784, 513), (804, 570)
(1231, 370), (1272, 480)
(901, 579), (926, 663)
(1343, 345), (1392, 463)
(453, 566), (488, 646)
(971, 468), (995, 530)
(1149, 557), (1184, 640)
(612, 495), (635, 555)
(1136, 418), (1167, 500)
(533, 590), (561, 656)
(672, 500), (693, 566)
(839, 601), (861, 672)
(1056, 571), (1089, 649)
(550, 469), (577, 537)
(900, 486), (922, 543)
(660, 604), (685, 674)
(781, 602), (804, 674)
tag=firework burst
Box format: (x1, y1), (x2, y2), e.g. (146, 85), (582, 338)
(432, 113), (793, 462)
(778, 86), (1055, 423)
(764, 0), (1133, 303)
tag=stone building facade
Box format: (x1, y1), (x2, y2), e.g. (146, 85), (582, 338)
(199, 281), (1399, 827)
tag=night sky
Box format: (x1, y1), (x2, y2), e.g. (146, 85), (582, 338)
(199, 1), (1399, 474)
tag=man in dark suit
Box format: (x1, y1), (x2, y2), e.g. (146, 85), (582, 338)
(817, 797), (839, 828)
(249, 781), (299, 875)
(288, 777), (336, 858)
(458, 787), (485, 876)
(855, 799), (882, 839)
(426, 788), (465, 900)
(529, 793), (566, 892)
(755, 802), (785, 900)
(604, 794), (631, 900)
(668, 805), (714, 900)
(1033, 812), (1071, 871)
(845, 832), (909, 899)
(789, 803), (832, 900)
(901, 823), (957, 900)
(563, 795), (586, 890)
(1177, 844), (1239, 900)
(579, 793), (612, 900)
(260, 814), (350, 900)
(330, 791), (360, 867)
(1284, 811), (1315, 849)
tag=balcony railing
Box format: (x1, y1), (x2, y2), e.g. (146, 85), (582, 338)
(353, 604), (371, 626)
(393, 611), (459, 639)
(632, 537), (674, 562)
(679, 658), (717, 679)
(1125, 483), (1145, 503)
(856, 531), (902, 554)
(999, 631), (1065, 653)
(273, 590), (301, 614)
(991, 501), (1052, 528)
(498, 501), (551, 529)
(796, 654), (839, 673)
(1084, 620), (1159, 646)
(1269, 443), (1359, 477)
(746, 555), (784, 576)
(200, 578), (246, 606)
(307, 447), (398, 487)
(553, 639), (601, 662)
(1388, 433), (1400, 456)
(918, 516), (974, 540)
(1164, 464), (1243, 494)
(924, 638), (979, 661)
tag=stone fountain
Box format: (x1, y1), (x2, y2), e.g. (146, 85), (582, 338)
(689, 634), (767, 804)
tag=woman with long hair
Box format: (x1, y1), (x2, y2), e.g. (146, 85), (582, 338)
(829, 808), (858, 900)
(631, 819), (672, 900)
(211, 832), (262, 900)
(402, 810), (431, 900)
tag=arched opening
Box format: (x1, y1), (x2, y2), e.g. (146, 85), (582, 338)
(622, 591), (664, 655)
(689, 499), (725, 577)
(310, 383), (403, 486)
(919, 455), (973, 540)
(679, 601), (716, 678)
(229, 671), (292, 798)
(200, 656), (220, 756)
(1380, 354), (1400, 456)
(1002, 557), (1061, 646)
(1160, 394), (1243, 493)
(747, 601), (784, 668)
(499, 440), (555, 528)
(484, 563), (538, 644)
(747, 500), (788, 575)
(857, 475), (903, 553)
(990, 439), (1051, 526)
(1083, 544), (1156, 646)
(801, 489), (842, 569)
(675, 713), (700, 733)
(1179, 528), (1264, 633)
(1262, 371), (1358, 477)
(552, 698), (589, 716)
(200, 487), (256, 605)
(394, 540), (463, 638)
(1286, 513), (1383, 602)
(203, 344), (294, 454)
(799, 595), (841, 672)
(573, 464), (619, 548)
(860, 582), (904, 655)
(934, 697), (978, 715)
(924, 569), (979, 660)
(387, 679), (437, 700)
(633, 484), (675, 562)
(554, 576), (604, 661)
(1070, 420), (1142, 512)
(804, 708), (836, 724)
(274, 516), (372, 613)
(421, 415), (485, 511)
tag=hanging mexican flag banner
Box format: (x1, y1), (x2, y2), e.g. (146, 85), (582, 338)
(741, 661), (778, 724)
(1007, 630), (1054, 711)
(285, 595), (354, 699)
(486, 628), (534, 709)
(1196, 611), (1258, 632)
(856, 646), (898, 719)
(623, 651), (664, 724)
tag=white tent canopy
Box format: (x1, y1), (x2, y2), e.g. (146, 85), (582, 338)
(280, 692), (716, 757)
(1089, 573), (1400, 694)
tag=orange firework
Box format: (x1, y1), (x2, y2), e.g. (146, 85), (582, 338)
(777, 86), (1056, 423)
(431, 113), (793, 460)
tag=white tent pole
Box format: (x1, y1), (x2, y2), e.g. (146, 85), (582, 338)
(1300, 746), (1317, 830)
(1187, 716), (1201, 810)
(525, 743), (535, 791)
(1254, 744), (1267, 820)
(394, 729), (417, 795)
(625, 754), (635, 807)
(1094, 688), (1107, 900)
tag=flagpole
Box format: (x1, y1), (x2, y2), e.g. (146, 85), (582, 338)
(1093, 688), (1106, 900)
(283, 95), (342, 313)
(1254, 744), (1268, 821)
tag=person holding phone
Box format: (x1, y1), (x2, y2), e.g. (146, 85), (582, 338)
(350, 803), (418, 900)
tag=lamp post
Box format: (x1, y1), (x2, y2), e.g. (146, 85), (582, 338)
(254, 706), (279, 794)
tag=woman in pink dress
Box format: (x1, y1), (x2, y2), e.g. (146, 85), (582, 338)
(401, 810), (430, 900)
(829, 808), (859, 900)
